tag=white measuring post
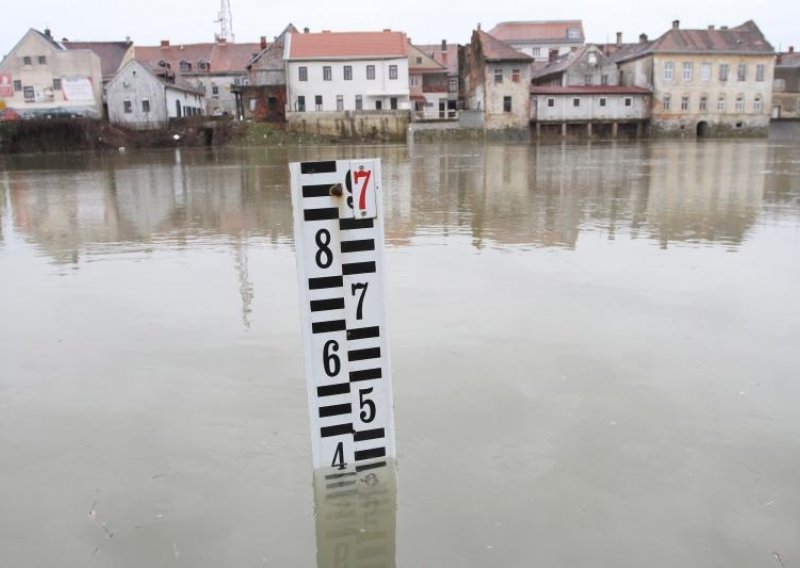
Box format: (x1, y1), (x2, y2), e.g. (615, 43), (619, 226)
(290, 159), (396, 472)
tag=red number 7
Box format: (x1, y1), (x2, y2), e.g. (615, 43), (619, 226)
(353, 170), (372, 210)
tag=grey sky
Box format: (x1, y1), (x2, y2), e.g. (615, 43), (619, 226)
(3, 0), (795, 59)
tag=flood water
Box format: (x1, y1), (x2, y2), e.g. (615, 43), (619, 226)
(1, 140), (799, 567)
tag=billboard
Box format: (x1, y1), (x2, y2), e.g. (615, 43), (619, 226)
(0, 73), (13, 98)
(63, 77), (94, 101)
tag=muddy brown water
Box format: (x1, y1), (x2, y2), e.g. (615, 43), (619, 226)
(1, 140), (799, 567)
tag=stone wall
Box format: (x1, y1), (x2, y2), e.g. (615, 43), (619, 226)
(286, 110), (410, 141)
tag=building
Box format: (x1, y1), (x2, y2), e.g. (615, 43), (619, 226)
(134, 37), (263, 116)
(62, 40), (135, 118)
(613, 20), (775, 136)
(407, 42), (449, 118)
(238, 24), (297, 122)
(487, 20), (585, 64)
(459, 29), (532, 132)
(106, 60), (205, 129)
(416, 41), (459, 112)
(0, 28), (103, 118)
(530, 45), (650, 138)
(284, 29), (410, 113)
(773, 47), (800, 119)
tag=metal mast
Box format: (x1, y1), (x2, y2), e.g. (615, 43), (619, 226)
(215, 0), (235, 42)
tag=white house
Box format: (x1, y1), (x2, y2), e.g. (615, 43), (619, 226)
(488, 21), (585, 64)
(284, 30), (410, 113)
(106, 60), (205, 129)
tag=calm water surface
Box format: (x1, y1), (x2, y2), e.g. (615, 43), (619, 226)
(1, 141), (799, 567)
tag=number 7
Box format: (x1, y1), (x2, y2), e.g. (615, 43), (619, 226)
(351, 282), (368, 320)
(353, 169), (372, 211)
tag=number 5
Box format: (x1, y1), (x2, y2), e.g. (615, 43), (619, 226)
(359, 387), (375, 423)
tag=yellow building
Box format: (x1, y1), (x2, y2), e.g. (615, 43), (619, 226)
(614, 20), (775, 137)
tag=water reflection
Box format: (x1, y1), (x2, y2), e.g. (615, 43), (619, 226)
(1, 141), (789, 265)
(313, 461), (397, 568)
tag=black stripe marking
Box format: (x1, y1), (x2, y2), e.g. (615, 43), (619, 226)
(310, 298), (345, 312)
(321, 423), (353, 438)
(347, 326), (380, 340)
(350, 368), (382, 382)
(341, 239), (375, 253)
(319, 403), (352, 418)
(309, 276), (343, 290)
(301, 160), (337, 174)
(342, 261), (376, 276)
(317, 383), (350, 397)
(312, 320), (346, 334)
(348, 347), (381, 362)
(304, 207), (339, 221)
(325, 471), (356, 480)
(326, 479), (357, 490)
(355, 447), (386, 461)
(340, 218), (374, 230)
(356, 461), (387, 472)
(302, 184), (333, 198)
(354, 428), (385, 442)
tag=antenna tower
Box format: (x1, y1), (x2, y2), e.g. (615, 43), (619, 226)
(215, 0), (235, 42)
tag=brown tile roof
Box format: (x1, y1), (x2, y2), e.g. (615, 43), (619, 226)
(532, 46), (589, 79)
(287, 31), (408, 59)
(488, 20), (584, 44)
(777, 52), (800, 67)
(135, 41), (261, 74)
(416, 43), (459, 75)
(63, 41), (132, 80)
(408, 43), (447, 72)
(531, 85), (651, 95)
(478, 30), (532, 62)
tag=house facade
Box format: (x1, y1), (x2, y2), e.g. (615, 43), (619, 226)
(614, 20), (775, 136)
(416, 41), (459, 112)
(488, 21), (584, 64)
(106, 60), (204, 129)
(407, 43), (449, 118)
(0, 28), (103, 118)
(284, 30), (410, 113)
(239, 24), (297, 122)
(773, 48), (800, 119)
(460, 29), (532, 131)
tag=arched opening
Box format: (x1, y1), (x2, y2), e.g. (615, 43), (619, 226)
(696, 121), (710, 138)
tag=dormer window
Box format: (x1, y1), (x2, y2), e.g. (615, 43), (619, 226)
(587, 52), (597, 65)
(198, 60), (209, 71)
(567, 28), (580, 39)
(179, 60), (191, 72)
(158, 60), (167, 67)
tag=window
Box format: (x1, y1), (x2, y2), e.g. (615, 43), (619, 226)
(249, 98), (257, 112)
(344, 65), (352, 80)
(123, 99), (132, 113)
(737, 63), (747, 81)
(13, 79), (22, 91)
(355, 95), (362, 110)
(23, 56), (32, 65)
(390, 97), (398, 110)
(754, 95), (763, 112)
(756, 64), (765, 82)
(735, 94), (744, 111)
(410, 76), (418, 87)
(503, 96), (512, 112)
(717, 94), (726, 111)
(512, 69), (521, 83)
(52, 78), (62, 90)
(198, 60), (209, 71)
(142, 99), (150, 113)
(682, 62), (693, 81)
(573, 97), (581, 107)
(681, 95), (689, 110)
(180, 60), (191, 72)
(699, 95), (708, 111)
(323, 66), (332, 81)
(297, 95), (305, 111)
(336, 95), (344, 111)
(268, 96), (277, 110)
(532, 47), (541, 58)
(494, 68), (503, 83)
(23, 86), (34, 100)
(38, 55), (46, 65)
(664, 61), (674, 81)
(584, 74), (592, 85)
(299, 66), (308, 81)
(547, 97), (555, 107)
(375, 100), (382, 110)
(599, 97), (607, 107)
(448, 77), (457, 92)
(701, 63), (712, 81)
(416, 57), (422, 64)
(624, 97), (632, 107)
(601, 74), (609, 85)
(663, 94), (671, 110)
(389, 65), (398, 80)
(567, 28), (580, 39)
(212, 85), (219, 96)
(315, 95), (322, 111)
(367, 65), (375, 80)
(719, 63), (729, 81)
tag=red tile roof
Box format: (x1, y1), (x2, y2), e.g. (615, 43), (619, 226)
(416, 43), (459, 75)
(135, 41), (261, 74)
(777, 52), (800, 67)
(287, 31), (408, 59)
(531, 85), (651, 95)
(478, 30), (532, 62)
(488, 21), (584, 44)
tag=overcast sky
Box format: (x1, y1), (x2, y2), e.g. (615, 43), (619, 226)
(2, 0), (795, 59)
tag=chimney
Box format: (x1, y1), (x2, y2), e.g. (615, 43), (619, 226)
(382, 28), (391, 32)
(125, 35), (131, 43)
(218, 37), (227, 45)
(44, 28), (52, 38)
(616, 32), (622, 45)
(720, 25), (728, 30)
(260, 35), (267, 49)
(477, 23), (481, 31)
(303, 27), (309, 34)
(639, 33), (648, 43)
(790, 46), (795, 53)
(161, 39), (170, 48)
(322, 30), (331, 33)
(708, 25), (715, 30)
(441, 39), (447, 51)
(672, 20), (680, 29)
(548, 49), (559, 63)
